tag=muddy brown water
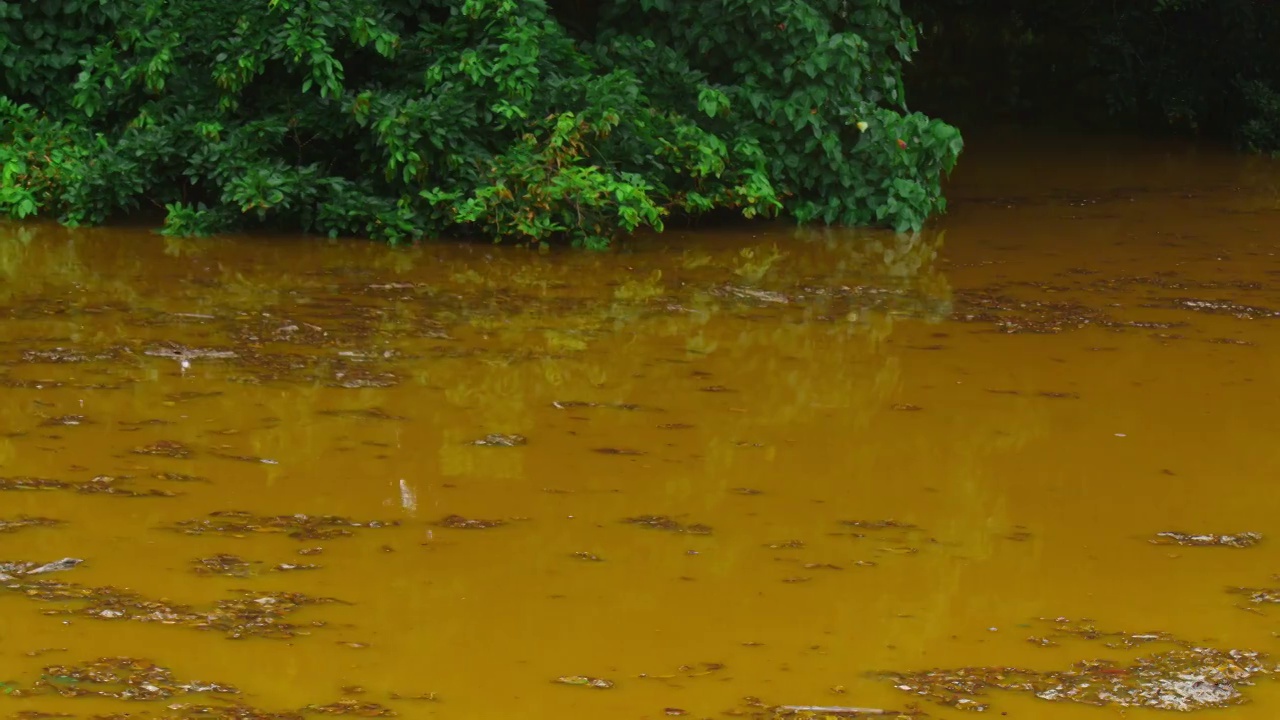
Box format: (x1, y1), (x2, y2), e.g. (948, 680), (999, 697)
(1, 134), (1279, 718)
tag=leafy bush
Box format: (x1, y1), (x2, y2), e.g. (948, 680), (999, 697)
(0, 0), (962, 246)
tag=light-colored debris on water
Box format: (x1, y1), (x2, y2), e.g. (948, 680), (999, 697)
(39, 414), (90, 426)
(727, 696), (919, 718)
(132, 440), (195, 459)
(143, 343), (239, 361)
(470, 433), (527, 447)
(0, 515), (62, 534)
(23, 656), (239, 700)
(3, 572), (342, 639)
(552, 400), (651, 411)
(623, 515), (713, 535)
(554, 675), (614, 689)
(191, 554), (258, 577)
(1032, 618), (1180, 649)
(839, 520), (919, 531)
(1150, 531), (1262, 548)
(885, 645), (1272, 712)
(303, 699), (396, 716)
(0, 558), (82, 581)
(1229, 586), (1280, 604)
(435, 514), (507, 529)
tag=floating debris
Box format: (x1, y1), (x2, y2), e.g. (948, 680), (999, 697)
(1033, 618), (1181, 649)
(1150, 531), (1262, 548)
(38, 415), (90, 427)
(273, 563), (322, 572)
(885, 645), (1271, 712)
(131, 440), (195, 459)
(733, 487), (764, 495)
(773, 705), (906, 717)
(1150, 297), (1280, 320)
(766, 540), (806, 549)
(470, 433), (527, 447)
(22, 347), (127, 364)
(191, 554), (258, 578)
(890, 403), (923, 411)
(726, 697), (914, 718)
(638, 663), (726, 682)
(839, 520), (918, 531)
(718, 285), (791, 304)
(166, 390), (225, 403)
(3, 573), (342, 639)
(210, 450), (280, 464)
(0, 515), (62, 534)
(144, 343), (239, 361)
(154, 471), (210, 483)
(554, 675), (614, 689)
(170, 511), (398, 540)
(328, 367), (400, 389)
(302, 699), (396, 716)
(316, 407), (407, 421)
(435, 514), (506, 530)
(1228, 587), (1280, 604)
(0, 475), (174, 497)
(571, 552), (603, 562)
(623, 515), (713, 535)
(25, 657), (239, 700)
(552, 400), (650, 411)
(658, 423), (695, 430)
(0, 558), (83, 581)
(389, 691), (440, 702)
(6, 656), (398, 717)
(593, 447), (646, 456)
(118, 418), (177, 428)
(877, 547), (919, 555)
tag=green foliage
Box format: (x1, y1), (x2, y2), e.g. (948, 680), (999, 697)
(0, 0), (962, 245)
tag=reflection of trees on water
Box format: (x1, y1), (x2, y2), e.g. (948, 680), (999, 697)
(0, 225), (966, 480)
(0, 224), (1078, 688)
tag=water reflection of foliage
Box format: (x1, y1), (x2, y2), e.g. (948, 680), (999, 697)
(0, 225), (959, 478)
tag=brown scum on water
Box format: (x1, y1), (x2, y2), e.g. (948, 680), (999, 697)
(0, 475), (175, 497)
(623, 515), (713, 535)
(0, 515), (62, 533)
(168, 511), (398, 540)
(1, 656), (401, 717)
(191, 554), (258, 577)
(1, 563), (342, 639)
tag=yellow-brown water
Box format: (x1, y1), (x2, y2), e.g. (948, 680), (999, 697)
(1, 135), (1279, 719)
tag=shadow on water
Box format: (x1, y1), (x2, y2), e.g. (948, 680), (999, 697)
(0, 137), (1279, 718)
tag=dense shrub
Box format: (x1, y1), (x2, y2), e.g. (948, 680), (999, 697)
(0, 0), (963, 247)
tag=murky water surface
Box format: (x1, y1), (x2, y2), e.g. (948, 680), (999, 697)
(2, 137), (1279, 719)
